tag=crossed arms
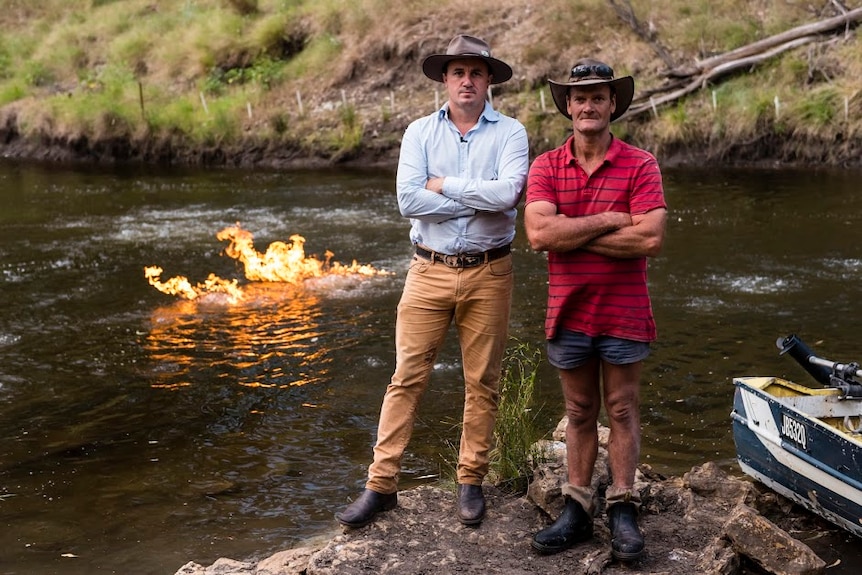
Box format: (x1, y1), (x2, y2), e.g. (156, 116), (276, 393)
(524, 201), (667, 258)
(395, 118), (529, 223)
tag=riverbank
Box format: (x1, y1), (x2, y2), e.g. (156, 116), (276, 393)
(2, 105), (859, 174)
(2, 1), (861, 170)
(174, 422), (843, 575)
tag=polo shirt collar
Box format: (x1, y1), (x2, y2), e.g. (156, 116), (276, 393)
(565, 134), (622, 166)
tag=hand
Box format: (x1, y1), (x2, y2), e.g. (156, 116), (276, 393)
(425, 177), (445, 194)
(609, 211), (633, 229)
(554, 211), (631, 229)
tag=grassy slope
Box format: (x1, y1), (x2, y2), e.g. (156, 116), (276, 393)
(0, 0), (860, 167)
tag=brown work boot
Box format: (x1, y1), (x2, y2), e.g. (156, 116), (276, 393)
(456, 484), (486, 526)
(335, 488), (397, 528)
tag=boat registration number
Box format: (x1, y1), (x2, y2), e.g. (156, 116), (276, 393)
(780, 413), (808, 450)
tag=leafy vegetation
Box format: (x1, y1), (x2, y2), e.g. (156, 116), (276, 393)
(0, 0), (859, 165)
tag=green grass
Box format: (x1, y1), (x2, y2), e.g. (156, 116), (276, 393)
(437, 340), (548, 494)
(790, 87), (841, 128)
(282, 33), (342, 80)
(248, 12), (307, 59)
(0, 81), (27, 106)
(335, 103), (362, 151)
(490, 340), (549, 494)
(655, 0), (806, 54)
(0, 41), (11, 81)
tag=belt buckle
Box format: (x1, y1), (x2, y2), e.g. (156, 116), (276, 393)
(463, 254), (482, 267)
(442, 254), (462, 267)
(444, 254), (483, 267)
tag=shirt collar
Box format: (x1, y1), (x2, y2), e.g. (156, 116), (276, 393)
(437, 101), (500, 124)
(565, 134), (621, 166)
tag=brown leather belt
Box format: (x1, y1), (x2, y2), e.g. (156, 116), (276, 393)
(415, 244), (511, 268)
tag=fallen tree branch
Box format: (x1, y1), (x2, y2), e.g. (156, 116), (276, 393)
(623, 36), (819, 119)
(667, 6), (862, 77)
(619, 7), (862, 120)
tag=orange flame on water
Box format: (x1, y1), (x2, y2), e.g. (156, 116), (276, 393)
(144, 267), (245, 303)
(217, 225), (381, 283)
(145, 224), (389, 302)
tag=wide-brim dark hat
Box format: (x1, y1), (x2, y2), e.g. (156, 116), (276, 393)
(548, 59), (634, 122)
(422, 34), (513, 85)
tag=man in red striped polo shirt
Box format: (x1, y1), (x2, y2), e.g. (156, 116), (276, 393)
(524, 59), (667, 561)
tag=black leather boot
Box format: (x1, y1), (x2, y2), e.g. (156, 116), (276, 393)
(607, 501), (644, 561)
(456, 484), (486, 526)
(335, 488), (397, 528)
(531, 496), (594, 554)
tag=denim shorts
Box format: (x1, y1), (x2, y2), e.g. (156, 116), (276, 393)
(547, 330), (651, 369)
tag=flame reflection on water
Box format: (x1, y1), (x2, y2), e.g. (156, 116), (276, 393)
(143, 283), (329, 391)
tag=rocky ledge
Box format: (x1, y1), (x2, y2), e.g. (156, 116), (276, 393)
(175, 421), (840, 575)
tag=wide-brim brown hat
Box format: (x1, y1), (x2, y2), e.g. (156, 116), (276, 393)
(422, 34), (513, 85)
(548, 59), (634, 122)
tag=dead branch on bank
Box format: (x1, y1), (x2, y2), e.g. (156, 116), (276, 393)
(607, 0), (677, 70)
(615, 5), (862, 120)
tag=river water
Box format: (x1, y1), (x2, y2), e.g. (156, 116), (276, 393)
(1, 159), (860, 574)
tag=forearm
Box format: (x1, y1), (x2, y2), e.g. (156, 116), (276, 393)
(583, 229), (654, 258)
(583, 209), (667, 258)
(397, 186), (476, 222)
(442, 127), (529, 212)
(442, 177), (524, 212)
(526, 210), (630, 252)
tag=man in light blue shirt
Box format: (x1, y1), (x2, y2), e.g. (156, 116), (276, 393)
(336, 34), (529, 529)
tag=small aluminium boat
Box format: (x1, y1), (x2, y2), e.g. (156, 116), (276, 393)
(731, 334), (862, 538)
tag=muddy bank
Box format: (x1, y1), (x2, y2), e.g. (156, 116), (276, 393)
(0, 106), (398, 171)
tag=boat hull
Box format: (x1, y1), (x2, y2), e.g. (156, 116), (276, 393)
(731, 376), (862, 538)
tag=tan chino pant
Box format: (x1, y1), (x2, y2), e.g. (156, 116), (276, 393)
(366, 253), (514, 493)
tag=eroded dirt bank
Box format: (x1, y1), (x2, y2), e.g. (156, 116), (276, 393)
(2, 108), (861, 173)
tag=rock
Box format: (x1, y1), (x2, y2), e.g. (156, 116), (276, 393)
(724, 505), (827, 575)
(307, 485), (542, 575)
(256, 547), (320, 575)
(174, 547), (322, 575)
(175, 422), (833, 575)
(693, 539), (740, 575)
(174, 557), (255, 574)
(525, 458), (565, 516)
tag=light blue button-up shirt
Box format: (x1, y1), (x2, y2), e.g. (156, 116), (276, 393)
(395, 101), (529, 255)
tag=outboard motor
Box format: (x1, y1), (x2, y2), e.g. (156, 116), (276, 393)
(776, 334), (832, 385)
(831, 362), (862, 399)
(777, 334), (862, 398)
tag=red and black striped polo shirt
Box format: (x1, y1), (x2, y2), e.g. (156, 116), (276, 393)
(526, 136), (667, 342)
